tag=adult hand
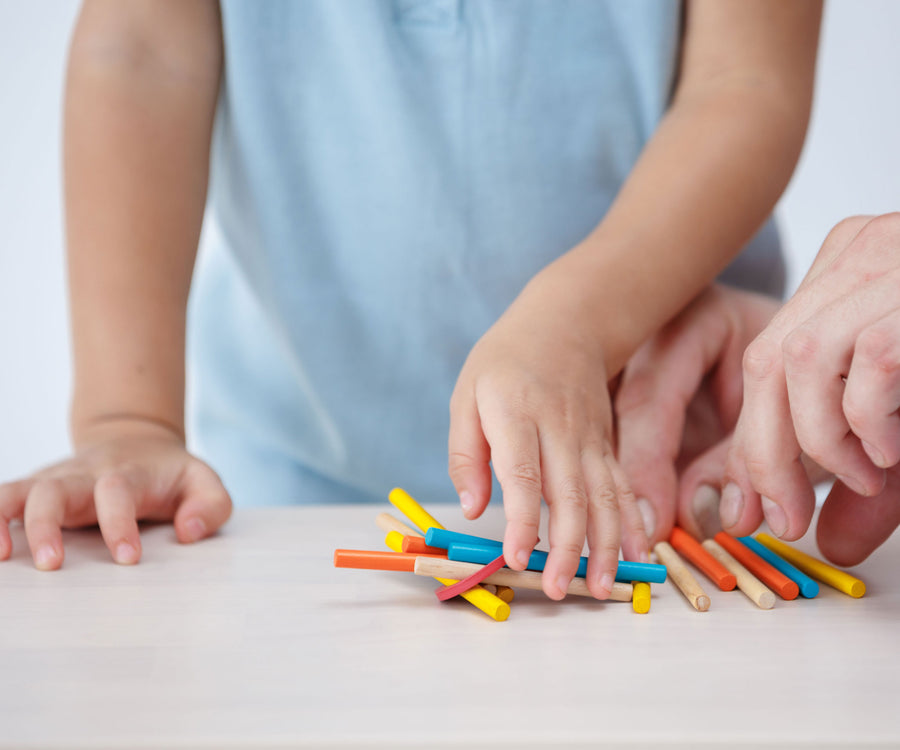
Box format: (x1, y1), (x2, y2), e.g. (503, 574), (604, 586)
(723, 213), (900, 564)
(615, 285), (780, 543)
(0, 418), (232, 569)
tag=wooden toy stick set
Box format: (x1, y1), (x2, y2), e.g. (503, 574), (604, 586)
(334, 487), (866, 621)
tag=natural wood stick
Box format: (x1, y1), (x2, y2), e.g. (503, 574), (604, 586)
(702, 539), (775, 610)
(654, 541), (710, 612)
(376, 512), (421, 539)
(415, 557), (633, 602)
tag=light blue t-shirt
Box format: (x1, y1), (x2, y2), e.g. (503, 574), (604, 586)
(188, 0), (783, 507)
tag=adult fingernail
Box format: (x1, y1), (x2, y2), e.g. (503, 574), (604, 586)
(720, 483), (744, 529)
(861, 441), (887, 468)
(637, 497), (656, 539)
(459, 491), (474, 515)
(115, 542), (139, 565)
(35, 545), (58, 570)
(692, 485), (722, 539)
(836, 474), (868, 496)
(761, 496), (787, 537)
(184, 517), (207, 542)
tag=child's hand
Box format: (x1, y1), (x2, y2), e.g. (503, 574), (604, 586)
(615, 285), (780, 543)
(0, 419), (232, 570)
(447, 268), (648, 601)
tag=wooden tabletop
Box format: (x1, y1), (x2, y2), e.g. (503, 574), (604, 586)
(2, 503), (898, 749)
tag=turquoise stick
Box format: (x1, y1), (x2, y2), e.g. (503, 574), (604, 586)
(447, 541), (666, 583)
(738, 535), (819, 598)
(424, 527), (502, 550)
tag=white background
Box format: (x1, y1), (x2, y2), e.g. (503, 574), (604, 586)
(1, 1), (898, 482)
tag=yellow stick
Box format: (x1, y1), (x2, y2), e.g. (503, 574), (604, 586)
(654, 541), (710, 611)
(388, 487), (446, 533)
(756, 533), (865, 598)
(632, 582), (651, 614)
(415, 557), (633, 602)
(702, 539), (775, 610)
(382, 501), (510, 621)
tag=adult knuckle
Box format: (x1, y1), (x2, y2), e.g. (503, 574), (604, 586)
(743, 337), (782, 382)
(782, 328), (821, 369)
(857, 326), (900, 377)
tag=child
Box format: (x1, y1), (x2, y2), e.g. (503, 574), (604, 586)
(0, 0), (821, 600)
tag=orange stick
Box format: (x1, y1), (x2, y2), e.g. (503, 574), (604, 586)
(669, 527), (736, 591)
(714, 532), (799, 600)
(401, 535), (447, 556)
(333, 549), (445, 572)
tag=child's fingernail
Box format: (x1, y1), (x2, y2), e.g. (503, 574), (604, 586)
(639, 549), (650, 564)
(720, 483), (744, 529)
(861, 441), (887, 468)
(637, 497), (656, 539)
(692, 485), (722, 539)
(555, 575), (570, 597)
(35, 545), (58, 570)
(459, 491), (474, 514)
(184, 517), (207, 542)
(515, 549), (529, 568)
(761, 496), (788, 537)
(115, 542), (139, 565)
(600, 572), (614, 596)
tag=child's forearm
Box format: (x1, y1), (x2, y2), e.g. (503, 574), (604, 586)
(530, 0), (822, 376)
(64, 2), (222, 443)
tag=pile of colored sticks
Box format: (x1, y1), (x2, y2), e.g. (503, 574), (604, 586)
(333, 487), (667, 621)
(333, 488), (866, 621)
(656, 527), (866, 611)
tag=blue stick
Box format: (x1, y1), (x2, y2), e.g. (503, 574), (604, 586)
(447, 541), (667, 583)
(424, 527), (502, 550)
(738, 536), (819, 598)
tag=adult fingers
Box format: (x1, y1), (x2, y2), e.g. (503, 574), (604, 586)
(172, 461), (233, 543)
(94, 471), (144, 564)
(781, 293), (887, 496)
(816, 469), (900, 567)
(539, 432), (591, 600)
(676, 437), (733, 540)
(447, 386), (494, 519)
(0, 478), (33, 560)
(615, 288), (732, 544)
(726, 335), (816, 540)
(800, 215), (874, 286)
(843, 309), (900, 470)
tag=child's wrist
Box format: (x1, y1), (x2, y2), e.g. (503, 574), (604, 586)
(71, 412), (186, 450)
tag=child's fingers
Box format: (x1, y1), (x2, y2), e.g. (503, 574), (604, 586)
(732, 334), (816, 539)
(481, 411), (542, 572)
(843, 309), (900, 470)
(0, 478), (33, 560)
(676, 437), (732, 540)
(172, 460), (233, 544)
(23, 479), (71, 571)
(816, 467), (900, 567)
(609, 459), (648, 563)
(447, 387), (494, 519)
(539, 433), (590, 600)
(582, 447), (621, 600)
(94, 472), (144, 565)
